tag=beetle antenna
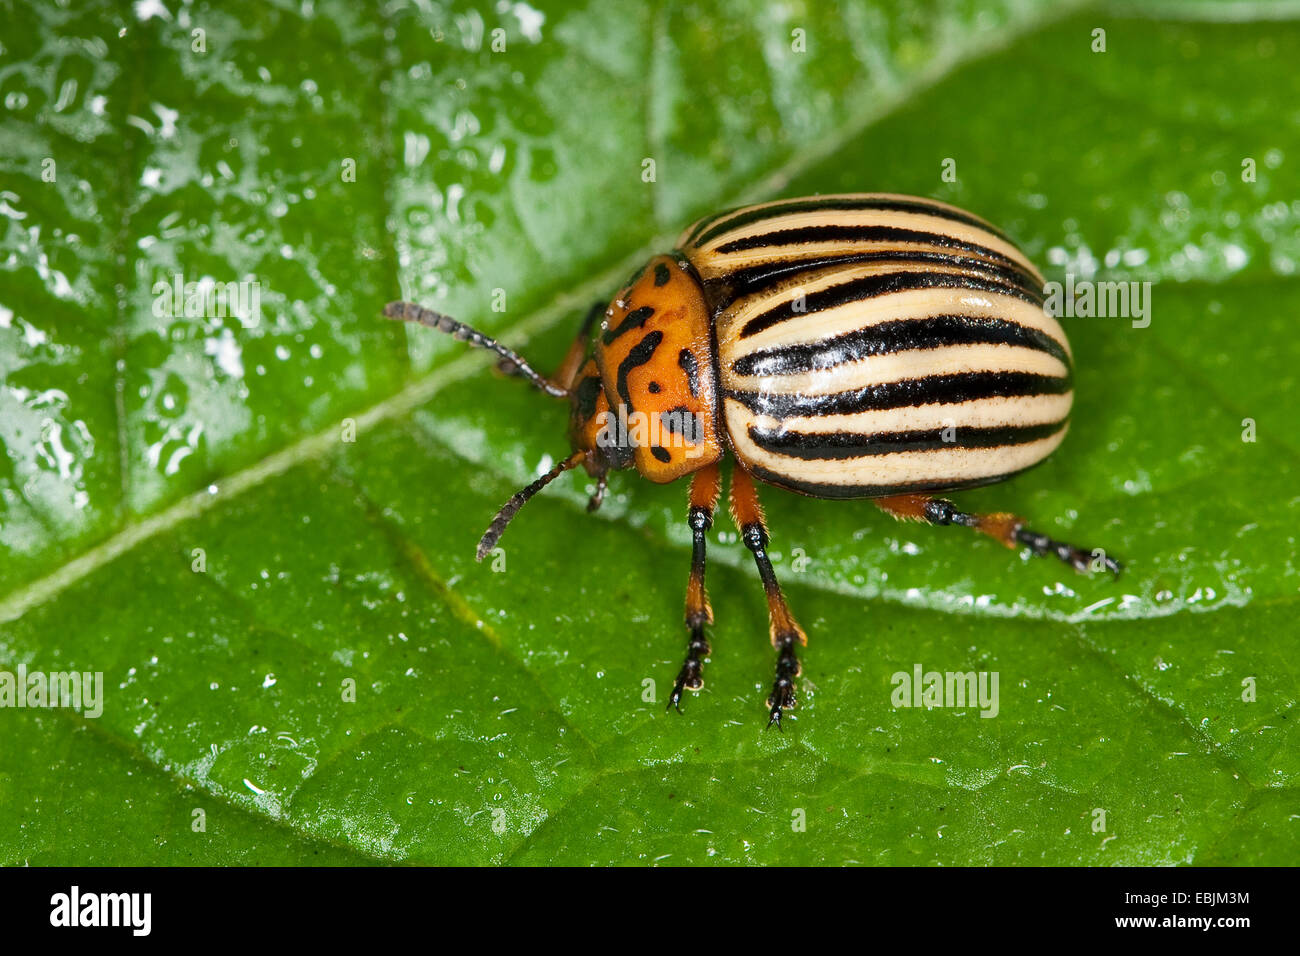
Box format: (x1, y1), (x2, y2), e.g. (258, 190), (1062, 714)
(383, 301), (568, 398)
(476, 451), (587, 561)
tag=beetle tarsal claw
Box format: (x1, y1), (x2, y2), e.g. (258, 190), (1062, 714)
(667, 626), (710, 714)
(764, 631), (800, 731)
(586, 472), (608, 513)
(766, 699), (789, 731)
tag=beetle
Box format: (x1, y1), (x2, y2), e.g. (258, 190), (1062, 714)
(385, 193), (1120, 728)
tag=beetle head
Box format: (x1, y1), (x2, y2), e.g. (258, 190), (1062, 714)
(587, 254), (722, 484)
(382, 252), (723, 562)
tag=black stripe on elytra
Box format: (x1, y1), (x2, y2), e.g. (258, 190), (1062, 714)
(683, 209), (732, 246)
(603, 305), (655, 345)
(744, 461), (1033, 500)
(726, 370), (1072, 418)
(714, 225), (1039, 292)
(732, 314), (1070, 378)
(739, 270), (1040, 340)
(678, 348), (700, 398)
(717, 224), (1021, 264)
(653, 263), (671, 286)
(573, 374), (603, 419)
(715, 250), (1040, 303)
(617, 330), (664, 411)
(747, 419), (1066, 460)
(693, 197), (1013, 248)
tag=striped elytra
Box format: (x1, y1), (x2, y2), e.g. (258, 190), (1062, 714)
(385, 192), (1117, 729)
(676, 193), (1073, 499)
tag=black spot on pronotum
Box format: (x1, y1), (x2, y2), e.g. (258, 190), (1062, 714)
(603, 305), (655, 345)
(678, 348), (700, 398)
(660, 406), (703, 444)
(578, 300), (605, 335)
(653, 263), (671, 286)
(617, 330), (665, 410)
(623, 262), (648, 289)
(648, 381), (662, 393)
(573, 375), (603, 419)
(651, 445), (672, 463)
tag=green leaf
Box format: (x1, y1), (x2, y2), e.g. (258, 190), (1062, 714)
(1, 0), (1296, 865)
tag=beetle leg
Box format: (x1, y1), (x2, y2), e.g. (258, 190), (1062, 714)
(874, 494), (1122, 578)
(586, 471), (608, 513)
(730, 464), (807, 730)
(668, 462), (722, 713)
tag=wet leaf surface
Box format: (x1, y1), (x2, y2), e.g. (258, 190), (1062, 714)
(0, 0), (1296, 864)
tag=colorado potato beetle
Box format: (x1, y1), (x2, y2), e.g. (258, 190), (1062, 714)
(385, 193), (1120, 728)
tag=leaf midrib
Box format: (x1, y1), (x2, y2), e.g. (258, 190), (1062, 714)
(0, 0), (1078, 626)
(20, 0), (1289, 865)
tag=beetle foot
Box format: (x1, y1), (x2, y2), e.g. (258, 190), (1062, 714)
(1013, 526), (1123, 579)
(765, 632), (801, 730)
(586, 472), (608, 513)
(667, 626), (709, 713)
